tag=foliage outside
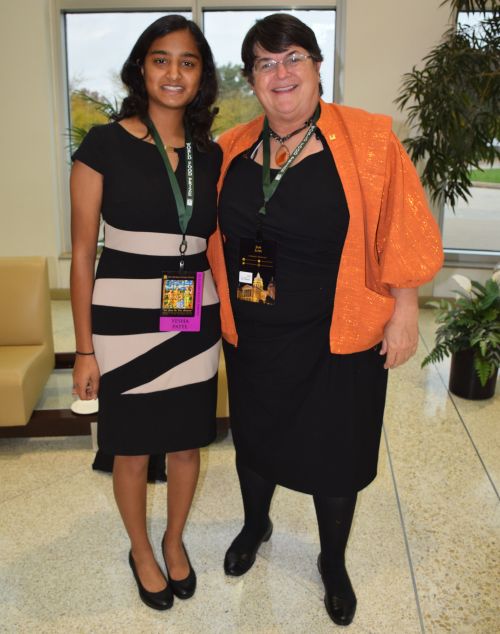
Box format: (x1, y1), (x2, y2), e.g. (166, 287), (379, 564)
(395, 0), (500, 209)
(212, 63), (262, 137)
(68, 63), (261, 150)
(422, 274), (500, 385)
(69, 90), (119, 154)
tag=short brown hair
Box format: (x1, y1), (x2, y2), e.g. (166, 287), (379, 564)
(241, 13), (323, 89)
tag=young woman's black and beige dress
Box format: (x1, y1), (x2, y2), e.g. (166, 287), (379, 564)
(73, 123), (222, 455)
(219, 132), (388, 496)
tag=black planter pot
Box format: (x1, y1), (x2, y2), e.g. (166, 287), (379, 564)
(449, 349), (498, 400)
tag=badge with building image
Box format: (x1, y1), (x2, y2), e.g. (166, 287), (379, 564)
(237, 238), (276, 304)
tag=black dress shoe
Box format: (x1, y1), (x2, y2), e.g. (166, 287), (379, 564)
(317, 554), (356, 626)
(224, 519), (273, 576)
(128, 551), (173, 610)
(162, 535), (197, 600)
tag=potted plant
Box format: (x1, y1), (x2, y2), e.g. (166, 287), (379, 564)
(422, 273), (500, 399)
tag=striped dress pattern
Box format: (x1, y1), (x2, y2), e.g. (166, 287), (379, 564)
(73, 123), (222, 455)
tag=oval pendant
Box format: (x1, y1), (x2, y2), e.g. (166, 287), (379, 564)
(275, 144), (290, 167)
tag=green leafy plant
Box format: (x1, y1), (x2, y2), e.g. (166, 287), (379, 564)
(422, 274), (500, 385)
(395, 0), (500, 209)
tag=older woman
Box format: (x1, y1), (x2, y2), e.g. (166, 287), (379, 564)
(207, 13), (442, 627)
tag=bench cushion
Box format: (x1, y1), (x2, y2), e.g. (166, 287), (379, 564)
(0, 345), (54, 425)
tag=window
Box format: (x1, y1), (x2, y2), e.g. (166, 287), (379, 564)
(63, 4), (337, 144)
(442, 11), (500, 261)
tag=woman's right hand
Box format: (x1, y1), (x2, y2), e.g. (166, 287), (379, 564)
(72, 354), (100, 400)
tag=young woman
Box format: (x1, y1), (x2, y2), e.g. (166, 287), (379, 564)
(70, 15), (221, 610)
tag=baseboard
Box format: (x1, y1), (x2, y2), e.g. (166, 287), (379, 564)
(419, 296), (437, 307)
(51, 289), (70, 300)
(0, 412), (230, 441)
(0, 409), (93, 438)
(55, 352), (75, 368)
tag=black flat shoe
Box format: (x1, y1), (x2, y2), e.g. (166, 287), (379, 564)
(224, 519), (273, 577)
(317, 554), (356, 626)
(162, 535), (197, 600)
(128, 551), (173, 610)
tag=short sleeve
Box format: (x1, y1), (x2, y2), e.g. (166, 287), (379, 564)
(377, 133), (443, 288)
(72, 125), (107, 174)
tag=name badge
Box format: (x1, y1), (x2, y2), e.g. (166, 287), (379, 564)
(159, 271), (204, 332)
(237, 238), (276, 304)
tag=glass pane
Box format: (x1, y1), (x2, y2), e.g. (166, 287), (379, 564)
(442, 12), (500, 254)
(204, 10), (336, 136)
(442, 185), (500, 252)
(65, 11), (191, 149)
(457, 10), (493, 33)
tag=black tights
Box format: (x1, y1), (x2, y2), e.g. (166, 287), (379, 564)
(233, 459), (357, 594)
(230, 459), (276, 552)
(313, 492), (357, 571)
(314, 492), (357, 597)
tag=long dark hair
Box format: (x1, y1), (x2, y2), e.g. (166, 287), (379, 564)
(241, 13), (323, 95)
(113, 15), (218, 150)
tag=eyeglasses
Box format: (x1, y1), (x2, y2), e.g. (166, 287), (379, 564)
(253, 52), (313, 74)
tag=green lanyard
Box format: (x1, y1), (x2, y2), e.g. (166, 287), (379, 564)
(146, 117), (194, 261)
(259, 105), (320, 224)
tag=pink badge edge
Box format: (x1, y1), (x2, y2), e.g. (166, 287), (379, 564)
(159, 271), (204, 332)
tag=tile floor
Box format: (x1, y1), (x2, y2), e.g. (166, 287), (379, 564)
(0, 302), (498, 633)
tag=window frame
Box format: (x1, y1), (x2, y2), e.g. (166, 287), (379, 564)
(441, 8), (500, 268)
(50, 0), (343, 254)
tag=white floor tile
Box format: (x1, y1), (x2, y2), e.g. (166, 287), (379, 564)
(0, 307), (498, 633)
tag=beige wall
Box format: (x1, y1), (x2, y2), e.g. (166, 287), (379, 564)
(0, 0), (66, 286)
(0, 1), (460, 290)
(342, 0), (452, 130)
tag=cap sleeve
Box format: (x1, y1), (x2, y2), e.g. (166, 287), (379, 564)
(377, 133), (443, 288)
(71, 125), (107, 174)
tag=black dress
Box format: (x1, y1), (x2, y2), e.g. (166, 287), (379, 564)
(73, 123), (222, 455)
(218, 135), (388, 496)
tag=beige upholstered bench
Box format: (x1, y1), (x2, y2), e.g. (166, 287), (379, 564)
(0, 257), (55, 426)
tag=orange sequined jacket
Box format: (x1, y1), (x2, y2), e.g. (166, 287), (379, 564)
(207, 100), (443, 354)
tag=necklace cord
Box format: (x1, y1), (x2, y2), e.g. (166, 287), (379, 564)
(266, 110), (318, 167)
(267, 120), (311, 144)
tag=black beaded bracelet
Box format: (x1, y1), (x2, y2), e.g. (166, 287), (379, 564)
(75, 350), (95, 356)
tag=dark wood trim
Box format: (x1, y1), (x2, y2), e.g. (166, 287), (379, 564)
(50, 289), (70, 300)
(0, 410), (231, 441)
(55, 352), (75, 369)
(216, 417), (230, 442)
(419, 296), (443, 308)
(0, 409), (93, 438)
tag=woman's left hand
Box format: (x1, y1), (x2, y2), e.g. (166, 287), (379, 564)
(380, 287), (419, 369)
